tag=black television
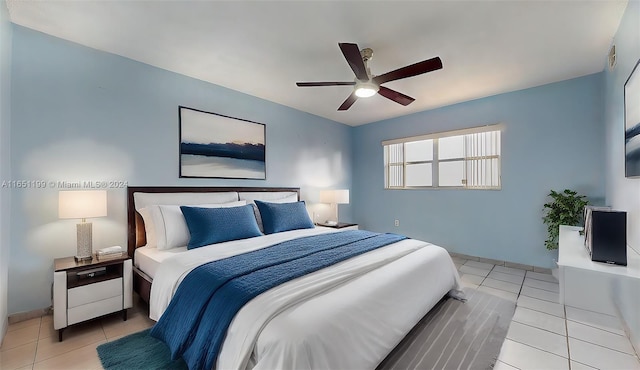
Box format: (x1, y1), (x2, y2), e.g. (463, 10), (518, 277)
(583, 206), (627, 266)
(583, 205), (611, 250)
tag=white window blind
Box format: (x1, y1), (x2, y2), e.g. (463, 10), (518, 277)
(383, 124), (502, 189)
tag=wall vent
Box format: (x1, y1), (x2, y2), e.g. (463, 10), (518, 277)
(608, 44), (616, 71)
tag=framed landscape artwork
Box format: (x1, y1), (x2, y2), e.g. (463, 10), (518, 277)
(625, 59), (640, 178)
(179, 106), (266, 179)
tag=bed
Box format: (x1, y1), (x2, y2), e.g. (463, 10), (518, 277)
(127, 186), (463, 370)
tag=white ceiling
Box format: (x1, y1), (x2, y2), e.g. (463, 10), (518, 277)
(7, 0), (628, 126)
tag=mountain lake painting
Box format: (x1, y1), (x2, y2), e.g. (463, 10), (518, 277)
(179, 106), (266, 179)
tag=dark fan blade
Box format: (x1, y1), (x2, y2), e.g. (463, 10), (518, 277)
(338, 92), (358, 111)
(373, 57), (442, 85)
(378, 86), (415, 106)
(296, 81), (355, 87)
(339, 43), (369, 81)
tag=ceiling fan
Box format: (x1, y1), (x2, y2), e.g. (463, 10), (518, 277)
(296, 43), (442, 111)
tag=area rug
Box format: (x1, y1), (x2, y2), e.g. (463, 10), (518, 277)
(98, 288), (514, 370)
(97, 328), (187, 370)
(377, 288), (516, 370)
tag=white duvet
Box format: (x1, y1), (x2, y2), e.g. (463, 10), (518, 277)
(149, 228), (462, 370)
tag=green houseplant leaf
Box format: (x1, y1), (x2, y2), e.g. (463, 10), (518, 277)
(542, 189), (588, 250)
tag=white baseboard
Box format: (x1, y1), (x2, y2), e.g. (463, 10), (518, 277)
(8, 306), (51, 324)
(448, 252), (552, 273)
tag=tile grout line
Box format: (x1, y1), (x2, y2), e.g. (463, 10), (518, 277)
(564, 317), (627, 336)
(505, 336), (570, 360)
(486, 273), (526, 285)
(511, 318), (567, 338)
(568, 335), (640, 357)
(518, 292), (559, 304)
(512, 304), (564, 319)
(521, 282), (560, 294)
(565, 304), (619, 318)
(101, 319), (107, 342)
(478, 265), (494, 286)
(525, 275), (559, 283)
(30, 317), (42, 369)
(524, 271), (559, 280)
(492, 267), (528, 277)
(565, 304), (572, 369)
(515, 270), (524, 298)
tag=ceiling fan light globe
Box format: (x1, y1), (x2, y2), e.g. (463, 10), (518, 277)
(354, 81), (379, 98)
(355, 87), (377, 98)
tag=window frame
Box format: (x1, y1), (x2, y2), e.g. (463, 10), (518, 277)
(382, 124), (503, 190)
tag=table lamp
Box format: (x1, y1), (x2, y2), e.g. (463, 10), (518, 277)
(319, 189), (349, 226)
(58, 190), (107, 261)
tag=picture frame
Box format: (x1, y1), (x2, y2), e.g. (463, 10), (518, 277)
(624, 59), (640, 178)
(179, 106), (266, 179)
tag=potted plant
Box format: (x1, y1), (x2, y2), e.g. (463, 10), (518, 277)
(542, 189), (589, 250)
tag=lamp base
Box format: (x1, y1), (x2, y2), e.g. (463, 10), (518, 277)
(74, 255), (93, 262)
(76, 222), (93, 262)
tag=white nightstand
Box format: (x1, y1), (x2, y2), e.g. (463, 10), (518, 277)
(316, 222), (359, 231)
(53, 255), (133, 341)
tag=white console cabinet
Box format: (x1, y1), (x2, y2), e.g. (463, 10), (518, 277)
(557, 225), (640, 315)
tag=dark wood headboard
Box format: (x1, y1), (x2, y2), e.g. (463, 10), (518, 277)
(126, 186), (300, 260)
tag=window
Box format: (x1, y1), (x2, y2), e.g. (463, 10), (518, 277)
(383, 124), (502, 189)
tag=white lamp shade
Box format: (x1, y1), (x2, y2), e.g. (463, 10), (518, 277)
(58, 190), (107, 219)
(319, 189), (350, 204)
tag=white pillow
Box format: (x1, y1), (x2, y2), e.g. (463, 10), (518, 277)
(138, 207), (157, 248)
(151, 200), (247, 250)
(134, 192), (238, 211)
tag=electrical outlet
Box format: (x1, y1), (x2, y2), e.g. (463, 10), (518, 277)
(394, 219), (399, 227)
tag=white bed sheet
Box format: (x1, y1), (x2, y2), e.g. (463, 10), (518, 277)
(149, 227), (337, 321)
(134, 245), (187, 280)
(149, 228), (462, 370)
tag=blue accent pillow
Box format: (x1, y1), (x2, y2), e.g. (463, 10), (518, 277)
(254, 200), (315, 234)
(180, 204), (263, 249)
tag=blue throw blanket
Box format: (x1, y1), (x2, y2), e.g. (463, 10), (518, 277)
(150, 230), (407, 370)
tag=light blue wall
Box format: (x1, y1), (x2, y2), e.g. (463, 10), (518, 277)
(603, 0), (640, 353)
(0, 0), (12, 343)
(7, 14), (626, 317)
(353, 74), (605, 268)
(9, 26), (352, 314)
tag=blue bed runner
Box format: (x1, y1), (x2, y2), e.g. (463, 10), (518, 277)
(150, 230), (407, 370)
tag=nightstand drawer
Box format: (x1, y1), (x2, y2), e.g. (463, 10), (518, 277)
(68, 295), (123, 325)
(68, 278), (122, 308)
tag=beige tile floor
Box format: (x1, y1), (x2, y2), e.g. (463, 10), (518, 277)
(2, 257), (639, 370)
(0, 295), (154, 370)
(451, 256), (640, 370)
